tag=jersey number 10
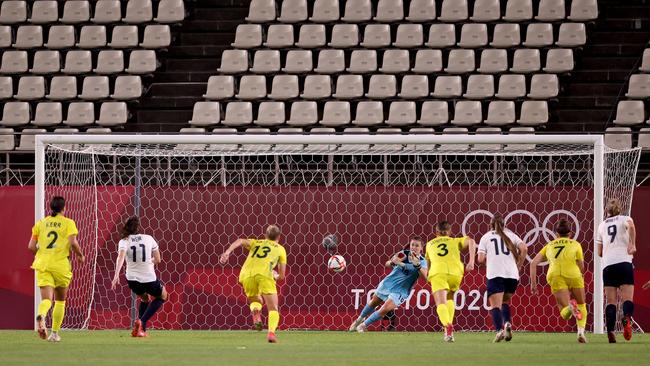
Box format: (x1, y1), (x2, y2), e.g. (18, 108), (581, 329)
(490, 238), (510, 256)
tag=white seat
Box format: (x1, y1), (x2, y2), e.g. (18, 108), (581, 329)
(62, 50), (92, 74)
(287, 101), (318, 126)
(0, 102), (30, 126)
(320, 101), (351, 126)
(63, 102), (95, 126)
(236, 75), (267, 100)
(108, 25), (139, 49)
(301, 75), (332, 99)
(604, 127), (632, 149)
(528, 74), (559, 99)
(305, 127), (336, 151)
(0, 1), (27, 24)
(94, 50), (125, 74)
(375, 0), (404, 21)
(407, 0), (436, 21)
(17, 129), (47, 151)
(60, 0), (90, 23)
(1, 51), (28, 74)
(126, 50), (157, 74)
(510, 49), (540, 73)
(638, 49), (650, 72)
(412, 50), (443, 73)
(296, 24), (326, 48)
(0, 76), (12, 100)
(29, 1), (59, 24)
(0, 26), (10, 48)
(232, 24), (262, 49)
(504, 0), (533, 21)
(245, 0), (276, 22)
(445, 49), (475, 74)
(361, 24), (391, 48)
(352, 102), (383, 126)
(451, 101), (482, 126)
(637, 128), (650, 149)
(517, 101), (548, 126)
(278, 0), (307, 23)
(339, 128), (370, 151)
(45, 25), (75, 49)
(203, 75), (234, 100)
(478, 49), (508, 74)
(0, 128), (15, 150)
(141, 25), (171, 49)
(491, 23), (521, 47)
(315, 49), (345, 74)
(47, 76), (77, 100)
(310, 0), (339, 22)
(458, 23), (488, 48)
(366, 74), (397, 99)
(626, 74), (650, 98)
(223, 102), (253, 126)
(265, 24), (294, 48)
(254, 102), (285, 126)
(439, 127), (469, 151)
(342, 0), (372, 22)
(14, 26), (43, 49)
(505, 126), (535, 150)
(418, 101), (448, 126)
(283, 50), (313, 73)
(409, 127), (436, 151)
(523, 23), (554, 47)
(557, 22), (587, 46)
(155, 0), (185, 23)
(375, 128), (404, 150)
(217, 50), (249, 74)
(432, 75), (462, 98)
(439, 0), (468, 21)
(485, 101), (516, 126)
(276, 127), (305, 151)
(207, 128), (238, 151)
(250, 50), (281, 74)
(30, 51), (60, 74)
(111, 75), (142, 100)
(333, 74), (364, 99)
(80, 76), (110, 100)
(269, 75), (299, 100)
(347, 50), (377, 73)
(613, 101), (645, 126)
(189, 102), (220, 126)
(86, 127), (111, 134)
(380, 50), (410, 73)
(464, 74), (494, 99)
(544, 48), (574, 73)
(242, 128), (272, 151)
(387, 101), (416, 126)
(77, 26), (107, 49)
(15, 76), (45, 100)
(96, 102), (128, 126)
(32, 102), (62, 126)
(426, 24), (456, 48)
(123, 0), (153, 23)
(473, 127), (503, 151)
(471, 0), (501, 21)
(329, 24), (359, 48)
(568, 0), (598, 21)
(394, 24), (423, 48)
(399, 75), (429, 98)
(536, 0), (566, 21)
(496, 74), (526, 99)
(92, 0), (121, 24)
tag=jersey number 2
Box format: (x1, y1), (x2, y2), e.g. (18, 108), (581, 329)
(252, 246), (271, 258)
(46, 231), (58, 249)
(130, 244), (146, 262)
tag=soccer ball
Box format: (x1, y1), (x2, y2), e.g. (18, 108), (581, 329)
(327, 255), (347, 273)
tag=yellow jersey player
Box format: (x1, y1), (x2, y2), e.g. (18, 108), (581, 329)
(530, 219), (588, 343)
(425, 221), (476, 342)
(219, 225), (287, 343)
(28, 196), (84, 342)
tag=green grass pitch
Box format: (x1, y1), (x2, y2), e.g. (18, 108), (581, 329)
(1, 330), (649, 366)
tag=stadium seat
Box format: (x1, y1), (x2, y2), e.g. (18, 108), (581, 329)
(523, 23), (554, 47)
(432, 75), (463, 98)
(96, 102), (128, 126)
(440, 127), (470, 150)
(223, 102), (253, 126)
(92, 0), (121, 24)
(473, 127), (503, 151)
(269, 75), (299, 100)
(496, 74), (526, 99)
(463, 74), (495, 99)
(380, 49), (410, 73)
(296, 24), (326, 48)
(278, 0), (307, 23)
(505, 126), (535, 150)
(32, 102), (62, 126)
(504, 0), (533, 21)
(333, 74), (364, 99)
(111, 75), (142, 100)
(77, 26), (107, 49)
(206, 128), (238, 151)
(61, 1), (90, 23)
(348, 50), (377, 73)
(321, 101), (351, 126)
(254, 102), (285, 126)
(315, 49), (345, 74)
(47, 76), (77, 100)
(0, 26), (10, 48)
(250, 50), (281, 74)
(245, 0), (276, 22)
(217, 50), (249, 74)
(0, 101), (30, 126)
(95, 50), (125, 74)
(236, 75), (267, 100)
(265, 24), (294, 48)
(342, 0), (372, 22)
(155, 0), (186, 23)
(412, 50), (443, 73)
(375, 127), (405, 150)
(451, 101), (482, 126)
(63, 102), (94, 126)
(491, 23), (521, 47)
(387, 101), (416, 126)
(556, 23), (586, 47)
(123, 0), (153, 23)
(568, 0), (598, 21)
(418, 101), (449, 126)
(394, 24), (424, 48)
(232, 24), (262, 49)
(361, 24), (391, 48)
(126, 50), (157, 74)
(276, 127), (305, 151)
(459, 23), (488, 48)
(625, 74), (650, 98)
(544, 48), (574, 73)
(439, 0), (468, 21)
(305, 127), (336, 151)
(80, 76), (110, 100)
(242, 127), (272, 151)
(0, 128), (15, 150)
(176, 127), (207, 153)
(637, 129), (650, 149)
(375, 0), (404, 21)
(0, 1), (27, 24)
(29, 1), (59, 24)
(613, 101), (645, 126)
(62, 50), (92, 74)
(604, 127), (632, 149)
(478, 49), (508, 74)
(15, 76), (45, 100)
(14, 26), (43, 49)
(141, 25), (172, 49)
(445, 49), (476, 74)
(0, 76), (11, 100)
(638, 49), (650, 72)
(203, 75), (235, 100)
(471, 0), (500, 21)
(485, 101), (516, 126)
(189, 102), (220, 126)
(17, 129), (46, 151)
(517, 100), (549, 125)
(108, 25), (139, 48)
(310, 0), (339, 22)
(287, 101), (318, 126)
(301, 75), (332, 99)
(30, 50), (61, 74)
(426, 24), (456, 48)
(329, 24), (359, 48)
(399, 75), (430, 98)
(283, 50), (313, 73)
(86, 127), (111, 134)
(45, 25), (75, 49)
(366, 74), (397, 99)
(510, 49), (541, 73)
(528, 74), (559, 99)
(536, 0), (566, 21)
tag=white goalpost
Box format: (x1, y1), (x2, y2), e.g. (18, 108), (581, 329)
(34, 134), (641, 334)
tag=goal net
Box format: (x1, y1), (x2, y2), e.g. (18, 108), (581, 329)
(36, 134), (640, 333)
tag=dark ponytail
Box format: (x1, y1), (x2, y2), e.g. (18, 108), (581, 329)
(491, 214), (520, 263)
(50, 196), (65, 217)
(121, 217), (140, 239)
(555, 219), (571, 237)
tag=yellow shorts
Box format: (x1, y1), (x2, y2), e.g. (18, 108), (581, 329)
(429, 273), (463, 293)
(240, 275), (277, 297)
(547, 275), (584, 293)
(36, 269), (72, 288)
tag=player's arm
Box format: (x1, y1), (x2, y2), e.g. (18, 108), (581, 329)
(516, 240), (528, 270)
(529, 249), (546, 295)
(111, 249), (126, 290)
(276, 262), (286, 281)
(152, 248), (161, 265)
(627, 218), (636, 255)
(386, 251), (406, 268)
(219, 238), (251, 264)
(69, 235), (85, 264)
(477, 237), (487, 265)
(27, 236), (38, 254)
(464, 237), (476, 271)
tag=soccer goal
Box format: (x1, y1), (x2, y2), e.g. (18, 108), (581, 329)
(34, 134), (640, 334)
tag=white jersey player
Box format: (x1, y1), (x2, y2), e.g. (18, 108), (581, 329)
(596, 199), (637, 343)
(477, 214), (527, 343)
(111, 217), (168, 338)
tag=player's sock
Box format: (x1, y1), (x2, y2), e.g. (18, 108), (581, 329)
(141, 298), (165, 331)
(52, 301), (65, 332)
(576, 303), (588, 329)
(139, 301), (149, 319)
(501, 303), (511, 324)
(560, 306), (573, 320)
(605, 304), (617, 333)
(250, 302), (263, 313)
(363, 311), (383, 327)
(37, 299), (52, 318)
(359, 304), (375, 319)
(490, 308), (504, 331)
(446, 300), (455, 324)
(622, 301), (634, 317)
(436, 304), (450, 326)
(268, 310), (280, 333)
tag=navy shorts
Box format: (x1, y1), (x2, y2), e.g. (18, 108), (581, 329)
(128, 279), (164, 297)
(486, 277), (519, 296)
(603, 262), (634, 288)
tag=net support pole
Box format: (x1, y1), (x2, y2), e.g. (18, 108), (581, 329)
(593, 136), (605, 334)
(33, 137), (46, 329)
(131, 154), (142, 327)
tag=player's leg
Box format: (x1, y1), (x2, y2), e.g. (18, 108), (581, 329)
(49, 286), (69, 342)
(349, 295), (383, 331)
(139, 282), (167, 336)
(241, 277), (264, 330)
(261, 293), (279, 343)
(619, 263), (635, 341)
(488, 288), (505, 342)
(502, 292), (514, 341)
(570, 285), (588, 343)
(553, 288), (573, 320)
(604, 286), (618, 343)
(358, 296), (399, 332)
(127, 281), (146, 337)
(36, 280), (54, 340)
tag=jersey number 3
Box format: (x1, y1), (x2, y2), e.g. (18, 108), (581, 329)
(436, 243), (449, 257)
(252, 246), (271, 258)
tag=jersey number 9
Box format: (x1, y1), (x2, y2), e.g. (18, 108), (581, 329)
(607, 225), (617, 244)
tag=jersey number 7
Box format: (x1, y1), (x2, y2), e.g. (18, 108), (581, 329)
(554, 245), (565, 258)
